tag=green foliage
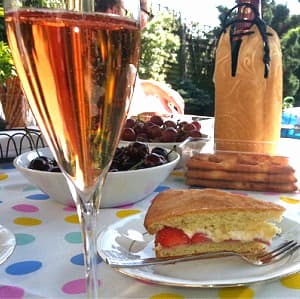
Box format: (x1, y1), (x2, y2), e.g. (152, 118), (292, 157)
(0, 41), (16, 83)
(175, 79), (214, 116)
(0, 7), (6, 42)
(168, 21), (217, 116)
(139, 0), (300, 116)
(283, 96), (295, 109)
(140, 9), (218, 116)
(0, 6), (14, 84)
(271, 4), (294, 37)
(261, 0), (276, 25)
(139, 11), (180, 82)
(0, 1), (298, 114)
(19, 1), (64, 8)
(281, 26), (300, 105)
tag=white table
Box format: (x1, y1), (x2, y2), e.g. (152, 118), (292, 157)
(1, 155), (300, 298)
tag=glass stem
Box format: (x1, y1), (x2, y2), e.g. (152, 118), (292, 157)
(78, 200), (99, 299)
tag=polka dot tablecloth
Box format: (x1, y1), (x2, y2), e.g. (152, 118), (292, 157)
(1, 162), (300, 299)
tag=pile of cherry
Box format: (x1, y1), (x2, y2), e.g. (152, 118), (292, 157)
(28, 142), (171, 172)
(121, 115), (202, 143)
(110, 142), (170, 171)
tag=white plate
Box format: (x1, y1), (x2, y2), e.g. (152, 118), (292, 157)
(0, 224), (16, 265)
(97, 212), (300, 288)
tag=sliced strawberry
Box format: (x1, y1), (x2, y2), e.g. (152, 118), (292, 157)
(191, 233), (211, 244)
(156, 227), (190, 248)
(254, 238), (270, 246)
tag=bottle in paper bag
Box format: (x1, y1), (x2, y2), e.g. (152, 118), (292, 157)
(214, 0), (282, 153)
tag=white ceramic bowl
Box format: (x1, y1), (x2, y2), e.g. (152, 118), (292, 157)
(13, 147), (179, 208)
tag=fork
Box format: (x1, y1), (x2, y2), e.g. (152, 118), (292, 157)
(101, 240), (300, 268)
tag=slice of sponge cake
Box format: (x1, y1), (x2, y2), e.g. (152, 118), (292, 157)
(144, 189), (285, 258)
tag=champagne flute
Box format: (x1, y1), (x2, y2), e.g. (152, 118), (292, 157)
(4, 1), (141, 297)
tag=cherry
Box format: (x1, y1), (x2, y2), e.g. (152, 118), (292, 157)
(144, 153), (166, 168)
(182, 123), (196, 132)
(133, 121), (145, 134)
(116, 156), (140, 171)
(127, 142), (149, 159)
(50, 167), (61, 172)
(188, 130), (202, 138)
(121, 127), (136, 141)
(164, 120), (177, 129)
(29, 142), (171, 173)
(160, 127), (177, 142)
(150, 115), (164, 126)
(121, 117), (203, 143)
(124, 118), (135, 128)
(191, 120), (201, 131)
(151, 147), (168, 159)
(136, 132), (149, 142)
(176, 131), (189, 142)
(28, 156), (51, 171)
(143, 121), (155, 134)
(178, 121), (188, 128)
(147, 124), (162, 139)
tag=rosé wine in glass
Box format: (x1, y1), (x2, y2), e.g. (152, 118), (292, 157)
(4, 1), (141, 297)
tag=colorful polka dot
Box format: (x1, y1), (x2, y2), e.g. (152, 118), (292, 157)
(70, 253), (85, 266)
(154, 186), (170, 192)
(171, 170), (184, 177)
(116, 209), (141, 218)
(114, 202), (135, 209)
(64, 205), (76, 212)
(62, 278), (101, 295)
(23, 185), (39, 192)
(0, 285), (25, 298)
(14, 217), (42, 226)
(65, 214), (80, 224)
(15, 233), (35, 246)
(218, 286), (254, 299)
(172, 176), (185, 182)
(65, 232), (82, 244)
(280, 273), (300, 289)
(6, 260), (42, 275)
(70, 253), (102, 266)
(12, 204), (39, 213)
(0, 173), (8, 180)
(25, 193), (49, 200)
(280, 196), (300, 204)
(0, 164), (15, 170)
(150, 293), (184, 299)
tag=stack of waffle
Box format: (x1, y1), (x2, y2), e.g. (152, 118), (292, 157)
(185, 152), (298, 193)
